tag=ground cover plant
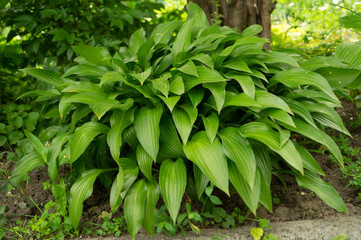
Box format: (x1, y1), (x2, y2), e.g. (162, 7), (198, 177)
(5, 2), (356, 239)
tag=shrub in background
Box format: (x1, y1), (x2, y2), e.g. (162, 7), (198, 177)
(8, 3), (350, 239)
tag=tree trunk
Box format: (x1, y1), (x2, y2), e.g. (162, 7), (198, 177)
(188, 0), (276, 49)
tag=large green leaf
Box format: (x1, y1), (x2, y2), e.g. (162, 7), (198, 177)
(129, 28), (146, 55)
(284, 98), (317, 128)
(62, 64), (106, 77)
(134, 104), (163, 160)
(172, 17), (195, 63)
(136, 145), (153, 180)
(315, 67), (361, 88)
(239, 122), (303, 174)
(143, 180), (160, 236)
(186, 2), (209, 27)
(280, 118), (343, 166)
(47, 133), (71, 182)
(151, 21), (182, 45)
(69, 122), (109, 163)
(219, 127), (256, 189)
(296, 171), (347, 213)
(223, 92), (261, 108)
(172, 104), (197, 145)
(159, 114), (185, 158)
(178, 60), (199, 77)
(153, 73), (171, 97)
(184, 131), (229, 195)
(110, 167), (124, 212)
(229, 160), (260, 215)
(21, 68), (65, 87)
(294, 143), (324, 176)
(124, 179), (147, 240)
(203, 83), (226, 113)
(193, 163), (209, 199)
(339, 14), (361, 31)
(222, 58), (252, 73)
(59, 92), (133, 119)
(262, 51), (299, 68)
(24, 129), (47, 163)
(107, 109), (134, 163)
(255, 91), (292, 114)
(72, 43), (110, 67)
(6, 151), (45, 193)
(169, 76), (185, 95)
(183, 66), (228, 91)
(201, 112), (219, 144)
(159, 158), (187, 224)
(188, 88), (205, 108)
(227, 74), (255, 99)
(271, 68), (339, 102)
(336, 41), (361, 68)
(69, 169), (104, 228)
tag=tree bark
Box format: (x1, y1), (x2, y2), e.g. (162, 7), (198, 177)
(188, 0), (276, 49)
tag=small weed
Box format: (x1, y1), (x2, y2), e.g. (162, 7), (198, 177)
(251, 218), (279, 240)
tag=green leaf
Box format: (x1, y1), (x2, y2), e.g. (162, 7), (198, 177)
(262, 109), (295, 127)
(219, 127), (256, 189)
(47, 134), (71, 182)
(284, 98), (317, 128)
(110, 167), (124, 213)
(0, 135), (6, 147)
(134, 104), (163, 160)
(294, 143), (324, 176)
(315, 67), (361, 88)
(100, 71), (125, 86)
(169, 76), (185, 95)
(6, 151), (44, 193)
(240, 25), (263, 36)
(202, 112), (219, 144)
(24, 129), (47, 163)
(222, 58), (252, 73)
(159, 158), (187, 224)
(223, 92), (261, 108)
(136, 145), (154, 180)
(186, 2), (209, 27)
(271, 68), (339, 103)
(143, 180), (160, 236)
(124, 179), (147, 240)
(188, 88), (205, 108)
(153, 74), (170, 97)
(172, 17), (195, 63)
(336, 41), (361, 68)
(21, 68), (64, 87)
(137, 38), (155, 69)
(151, 21), (182, 45)
(69, 169), (104, 229)
(255, 91), (292, 114)
(203, 83), (226, 113)
(183, 66), (228, 91)
(262, 51), (299, 68)
(172, 104), (197, 145)
(69, 122), (109, 163)
(339, 14), (361, 31)
(239, 122), (303, 174)
(229, 160), (260, 214)
(159, 114), (185, 158)
(59, 92), (133, 119)
(131, 67), (152, 85)
(63, 65), (106, 77)
(227, 74), (255, 99)
(52, 178), (67, 215)
(296, 170), (347, 213)
(70, 105), (92, 132)
(72, 43), (109, 67)
(107, 109), (134, 163)
(184, 131), (229, 195)
(193, 163), (209, 199)
(280, 118), (343, 166)
(159, 95), (181, 112)
(190, 53), (214, 69)
(129, 28), (146, 55)
(178, 60), (199, 77)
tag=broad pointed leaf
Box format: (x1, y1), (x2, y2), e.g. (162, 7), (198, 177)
(134, 105), (163, 160)
(110, 167), (124, 212)
(203, 82), (226, 113)
(202, 112), (219, 144)
(184, 131), (229, 195)
(159, 158), (187, 223)
(136, 145), (153, 180)
(143, 180), (160, 236)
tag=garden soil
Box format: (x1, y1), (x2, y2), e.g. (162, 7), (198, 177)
(1, 100), (361, 238)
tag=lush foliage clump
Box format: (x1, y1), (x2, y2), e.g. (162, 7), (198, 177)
(7, 3), (353, 239)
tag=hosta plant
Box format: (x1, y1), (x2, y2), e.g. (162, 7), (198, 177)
(8, 3), (349, 239)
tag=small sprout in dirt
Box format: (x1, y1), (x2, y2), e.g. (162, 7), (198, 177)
(272, 194), (281, 205)
(96, 212), (126, 237)
(309, 209), (313, 213)
(209, 230), (229, 240)
(330, 234), (348, 240)
(42, 180), (51, 190)
(251, 218), (279, 240)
